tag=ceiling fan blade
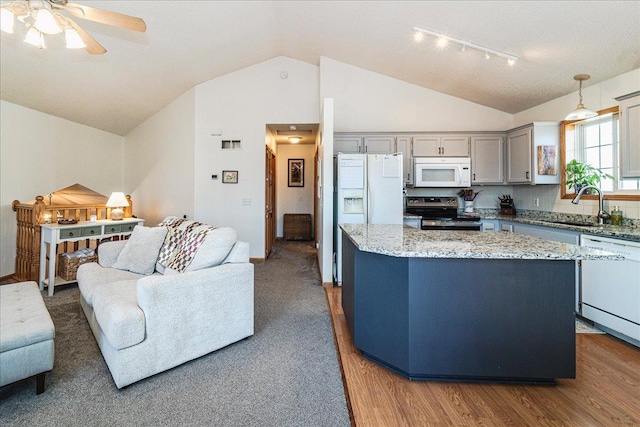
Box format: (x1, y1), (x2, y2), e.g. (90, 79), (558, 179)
(64, 2), (147, 32)
(66, 17), (106, 55)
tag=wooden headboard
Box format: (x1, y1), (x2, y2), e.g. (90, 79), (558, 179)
(11, 184), (133, 282)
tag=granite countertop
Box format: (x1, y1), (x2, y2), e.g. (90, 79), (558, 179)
(485, 214), (640, 242)
(340, 223), (624, 261)
(403, 211), (640, 242)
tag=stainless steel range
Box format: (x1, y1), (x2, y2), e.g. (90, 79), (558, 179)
(405, 196), (482, 230)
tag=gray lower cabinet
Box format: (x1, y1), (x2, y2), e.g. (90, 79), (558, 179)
(403, 216), (420, 229)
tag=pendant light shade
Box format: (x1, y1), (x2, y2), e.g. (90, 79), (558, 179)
(566, 74), (597, 120)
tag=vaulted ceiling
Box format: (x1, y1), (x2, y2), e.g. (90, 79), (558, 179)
(1, 1), (638, 136)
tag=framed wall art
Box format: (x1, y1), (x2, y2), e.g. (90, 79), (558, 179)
(222, 170), (238, 183)
(288, 159), (304, 187)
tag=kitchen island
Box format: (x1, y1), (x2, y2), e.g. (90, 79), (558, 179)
(340, 223), (622, 384)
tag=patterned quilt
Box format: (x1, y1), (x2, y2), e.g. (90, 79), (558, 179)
(157, 217), (217, 272)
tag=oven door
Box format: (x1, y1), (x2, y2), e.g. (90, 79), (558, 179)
(414, 159), (470, 187)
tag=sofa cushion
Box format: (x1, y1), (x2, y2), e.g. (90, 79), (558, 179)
(112, 225), (168, 275)
(92, 280), (145, 350)
(77, 262), (145, 307)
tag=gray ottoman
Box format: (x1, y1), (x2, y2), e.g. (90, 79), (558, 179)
(1, 281), (55, 394)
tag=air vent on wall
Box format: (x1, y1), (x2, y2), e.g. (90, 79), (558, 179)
(221, 140), (242, 150)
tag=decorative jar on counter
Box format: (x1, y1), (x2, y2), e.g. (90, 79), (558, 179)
(610, 206), (623, 226)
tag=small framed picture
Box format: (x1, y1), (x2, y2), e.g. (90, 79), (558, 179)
(288, 159), (304, 187)
(222, 170), (238, 184)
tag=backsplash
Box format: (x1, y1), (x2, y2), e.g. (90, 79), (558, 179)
(405, 184), (640, 224)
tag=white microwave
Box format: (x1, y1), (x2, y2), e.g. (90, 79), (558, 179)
(414, 157), (471, 187)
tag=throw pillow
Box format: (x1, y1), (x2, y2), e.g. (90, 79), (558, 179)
(112, 225), (168, 275)
(185, 227), (237, 272)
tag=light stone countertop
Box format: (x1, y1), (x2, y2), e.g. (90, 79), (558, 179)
(340, 223), (624, 261)
(488, 215), (640, 242)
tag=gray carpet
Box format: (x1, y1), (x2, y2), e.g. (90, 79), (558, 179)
(0, 241), (350, 426)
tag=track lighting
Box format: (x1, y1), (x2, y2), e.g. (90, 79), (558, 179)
(413, 26), (519, 66)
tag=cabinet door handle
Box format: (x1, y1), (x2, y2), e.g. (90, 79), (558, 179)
(473, 173), (476, 180)
(526, 171), (530, 179)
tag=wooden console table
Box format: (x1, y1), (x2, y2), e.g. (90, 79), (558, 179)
(39, 218), (144, 296)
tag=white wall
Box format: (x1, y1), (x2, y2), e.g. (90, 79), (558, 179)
(319, 57), (513, 132)
(513, 69), (640, 127)
(124, 88), (196, 226)
(194, 57), (320, 258)
(276, 144), (315, 237)
(0, 100), (123, 277)
(318, 98), (334, 285)
(512, 69), (640, 220)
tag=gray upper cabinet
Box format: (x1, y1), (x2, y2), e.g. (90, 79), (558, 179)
(395, 136), (413, 185)
(506, 127), (532, 183)
(363, 136), (395, 154)
(334, 136), (362, 154)
(506, 122), (560, 185)
(617, 91), (640, 178)
(471, 135), (504, 184)
(412, 135), (469, 157)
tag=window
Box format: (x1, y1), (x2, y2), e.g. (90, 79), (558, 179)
(561, 107), (640, 201)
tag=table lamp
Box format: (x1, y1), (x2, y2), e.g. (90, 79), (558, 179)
(106, 192), (129, 220)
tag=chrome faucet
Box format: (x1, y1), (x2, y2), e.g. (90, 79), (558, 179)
(571, 186), (610, 225)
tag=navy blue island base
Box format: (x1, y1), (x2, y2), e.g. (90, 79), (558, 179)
(341, 235), (576, 384)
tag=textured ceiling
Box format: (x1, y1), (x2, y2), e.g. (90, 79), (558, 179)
(1, 1), (639, 136)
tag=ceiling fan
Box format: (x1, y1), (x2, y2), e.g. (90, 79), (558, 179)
(0, 0), (146, 54)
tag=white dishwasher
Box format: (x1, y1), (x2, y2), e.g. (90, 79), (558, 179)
(580, 235), (640, 345)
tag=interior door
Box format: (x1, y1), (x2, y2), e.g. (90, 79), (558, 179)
(265, 147), (276, 258)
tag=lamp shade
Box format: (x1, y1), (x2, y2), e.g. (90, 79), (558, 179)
(565, 105), (598, 121)
(106, 192), (129, 208)
(106, 192), (129, 221)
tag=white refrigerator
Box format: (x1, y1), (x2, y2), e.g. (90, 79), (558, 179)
(333, 153), (403, 284)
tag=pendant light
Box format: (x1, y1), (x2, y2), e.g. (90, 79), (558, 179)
(565, 74), (597, 120)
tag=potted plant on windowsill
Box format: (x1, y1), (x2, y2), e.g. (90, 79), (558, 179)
(565, 159), (613, 194)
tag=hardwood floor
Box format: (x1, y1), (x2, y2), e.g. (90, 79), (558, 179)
(325, 286), (640, 427)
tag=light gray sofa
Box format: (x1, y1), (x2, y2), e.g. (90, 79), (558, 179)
(76, 219), (254, 388)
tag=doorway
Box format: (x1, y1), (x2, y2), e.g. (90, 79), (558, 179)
(265, 146), (276, 259)
(265, 123), (319, 258)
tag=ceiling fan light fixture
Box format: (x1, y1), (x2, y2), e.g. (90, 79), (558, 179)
(565, 74), (598, 121)
(0, 7), (14, 33)
(65, 27), (85, 48)
(34, 8), (61, 34)
(24, 26), (45, 48)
